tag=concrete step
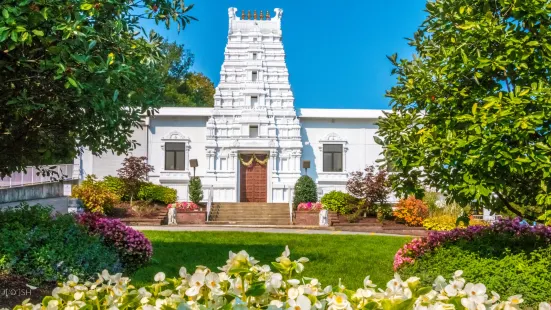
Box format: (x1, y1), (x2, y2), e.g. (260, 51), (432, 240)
(208, 220), (292, 225)
(213, 216), (290, 221)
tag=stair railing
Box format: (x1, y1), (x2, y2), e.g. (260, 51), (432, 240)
(206, 185), (213, 222)
(288, 187), (293, 225)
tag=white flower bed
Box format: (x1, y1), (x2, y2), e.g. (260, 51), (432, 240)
(13, 247), (550, 310)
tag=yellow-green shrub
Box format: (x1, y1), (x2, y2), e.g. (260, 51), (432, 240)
(72, 175), (119, 214)
(423, 215), (462, 231)
(423, 215), (490, 231)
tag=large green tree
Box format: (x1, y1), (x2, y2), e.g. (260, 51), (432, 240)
(157, 41), (215, 107)
(0, 0), (195, 177)
(377, 0), (551, 220)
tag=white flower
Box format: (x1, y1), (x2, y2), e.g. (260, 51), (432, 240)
(267, 273), (283, 292)
(355, 288), (374, 298)
(287, 279), (300, 286)
(386, 274), (404, 295)
(463, 283), (487, 304)
(453, 270), (463, 278)
(185, 271), (206, 296)
(444, 284), (458, 297)
(486, 291), (500, 304)
(206, 272), (223, 295)
(461, 298), (486, 310)
(287, 294), (311, 310)
(269, 300), (285, 310)
(230, 276), (245, 295)
(154, 272), (165, 282)
(288, 287), (300, 300)
(179, 267), (188, 278)
(363, 276), (377, 288)
(540, 302), (551, 310)
(327, 293), (351, 310)
(433, 276), (447, 292)
(507, 295), (523, 305)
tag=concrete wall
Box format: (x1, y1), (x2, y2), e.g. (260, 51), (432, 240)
(0, 181), (72, 203)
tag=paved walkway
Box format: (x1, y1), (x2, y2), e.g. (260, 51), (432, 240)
(132, 225), (415, 237)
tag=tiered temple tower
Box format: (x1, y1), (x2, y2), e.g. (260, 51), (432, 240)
(204, 8), (302, 203)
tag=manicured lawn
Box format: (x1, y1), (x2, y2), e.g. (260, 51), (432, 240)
(131, 231), (410, 288)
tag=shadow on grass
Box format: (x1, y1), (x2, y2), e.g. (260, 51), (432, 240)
(131, 231), (411, 289)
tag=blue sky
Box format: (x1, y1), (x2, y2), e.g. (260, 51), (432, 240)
(142, 1), (427, 109)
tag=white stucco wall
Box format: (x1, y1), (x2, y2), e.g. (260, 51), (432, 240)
(300, 116), (384, 197)
(83, 124), (147, 179)
(147, 115), (209, 201)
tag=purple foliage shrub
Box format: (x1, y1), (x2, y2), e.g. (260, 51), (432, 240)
(78, 213), (153, 271)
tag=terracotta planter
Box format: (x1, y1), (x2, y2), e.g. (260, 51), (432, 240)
(176, 211), (206, 224)
(294, 211), (320, 226)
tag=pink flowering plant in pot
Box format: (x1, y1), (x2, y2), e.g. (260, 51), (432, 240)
(297, 202), (323, 212)
(168, 202), (200, 212)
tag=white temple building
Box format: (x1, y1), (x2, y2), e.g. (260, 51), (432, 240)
(80, 8), (388, 203)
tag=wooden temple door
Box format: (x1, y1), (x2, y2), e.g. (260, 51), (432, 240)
(239, 154), (268, 202)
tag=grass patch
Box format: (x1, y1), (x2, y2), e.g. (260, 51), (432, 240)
(131, 231), (410, 288)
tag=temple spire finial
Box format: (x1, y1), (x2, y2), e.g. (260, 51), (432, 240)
(241, 10), (245, 19)
(247, 10), (251, 20)
(253, 10), (257, 20)
(266, 10), (270, 20)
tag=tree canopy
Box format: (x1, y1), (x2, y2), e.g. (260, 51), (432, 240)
(0, 0), (195, 177)
(377, 0), (551, 220)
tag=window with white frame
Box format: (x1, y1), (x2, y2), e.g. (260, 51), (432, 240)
(322, 144), (343, 172)
(251, 96), (258, 107)
(252, 71), (258, 81)
(165, 142), (186, 170)
(249, 125), (259, 138)
(252, 53), (257, 60)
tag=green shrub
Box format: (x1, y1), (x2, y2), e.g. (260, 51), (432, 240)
(102, 175), (127, 200)
(399, 245), (551, 308)
(0, 204), (121, 285)
(188, 176), (204, 205)
(293, 176), (318, 209)
(137, 182), (177, 204)
(71, 175), (119, 214)
(320, 190), (357, 214)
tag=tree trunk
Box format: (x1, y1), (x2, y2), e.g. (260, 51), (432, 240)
(495, 191), (535, 221)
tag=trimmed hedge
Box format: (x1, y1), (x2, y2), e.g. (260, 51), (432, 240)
(399, 246), (551, 308)
(293, 176), (318, 209)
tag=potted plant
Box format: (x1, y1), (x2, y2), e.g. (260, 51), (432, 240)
(168, 202), (206, 224)
(294, 202), (324, 226)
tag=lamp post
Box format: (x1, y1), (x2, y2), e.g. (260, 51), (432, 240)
(302, 160), (310, 176)
(190, 159), (198, 178)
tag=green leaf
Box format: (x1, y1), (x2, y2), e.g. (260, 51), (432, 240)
(245, 282), (266, 297)
(472, 103), (477, 115)
(526, 41), (539, 47)
(32, 30), (44, 37)
(2, 9), (9, 19)
(67, 77), (78, 88)
(113, 89), (119, 102)
(80, 3), (93, 10)
(88, 40), (97, 50)
(10, 31), (18, 42)
(373, 136), (384, 145)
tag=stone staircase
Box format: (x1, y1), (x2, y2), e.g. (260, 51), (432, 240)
(120, 211), (167, 226)
(208, 202), (291, 225)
